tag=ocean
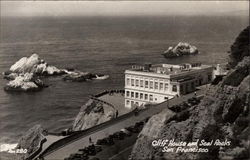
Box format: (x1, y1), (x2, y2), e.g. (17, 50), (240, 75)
(0, 15), (248, 152)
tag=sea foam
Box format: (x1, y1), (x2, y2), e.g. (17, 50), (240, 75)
(0, 143), (18, 152)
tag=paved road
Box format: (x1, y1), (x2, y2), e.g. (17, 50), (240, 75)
(43, 90), (202, 160)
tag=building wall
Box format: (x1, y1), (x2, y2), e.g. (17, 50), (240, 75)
(124, 73), (177, 108)
(124, 89), (172, 108)
(124, 66), (213, 109)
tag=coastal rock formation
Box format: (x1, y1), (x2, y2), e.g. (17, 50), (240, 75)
(130, 27), (249, 160)
(2, 53), (63, 92)
(132, 109), (176, 159)
(16, 125), (46, 159)
(162, 42), (199, 58)
(63, 71), (97, 82)
(3, 53), (109, 91)
(63, 69), (109, 82)
(4, 73), (47, 92)
(7, 53), (64, 76)
(72, 99), (116, 131)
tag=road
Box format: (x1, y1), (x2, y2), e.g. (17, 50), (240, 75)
(42, 90), (203, 160)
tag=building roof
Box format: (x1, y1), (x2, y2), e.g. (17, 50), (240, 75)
(126, 63), (212, 76)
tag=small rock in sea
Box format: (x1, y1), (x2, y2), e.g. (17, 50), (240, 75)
(162, 42), (199, 58)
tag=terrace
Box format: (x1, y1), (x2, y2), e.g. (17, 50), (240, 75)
(97, 92), (131, 116)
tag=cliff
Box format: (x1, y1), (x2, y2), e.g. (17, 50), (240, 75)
(131, 27), (249, 160)
(72, 99), (116, 131)
(229, 26), (249, 68)
(16, 125), (46, 159)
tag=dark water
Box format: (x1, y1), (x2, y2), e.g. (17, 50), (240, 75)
(0, 16), (248, 146)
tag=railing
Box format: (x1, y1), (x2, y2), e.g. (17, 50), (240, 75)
(93, 89), (124, 98)
(90, 96), (117, 112)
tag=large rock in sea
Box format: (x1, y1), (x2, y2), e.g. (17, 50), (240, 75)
(8, 53), (64, 76)
(162, 42), (199, 58)
(16, 125), (46, 160)
(3, 54), (109, 90)
(72, 99), (116, 131)
(2, 53), (64, 92)
(130, 27), (250, 160)
(4, 73), (47, 92)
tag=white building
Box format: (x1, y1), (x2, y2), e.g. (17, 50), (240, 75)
(124, 63), (213, 109)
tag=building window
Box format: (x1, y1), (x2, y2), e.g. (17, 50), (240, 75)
(140, 80), (143, 87)
(159, 83), (163, 90)
(164, 83), (168, 91)
(172, 85), (177, 92)
(126, 100), (130, 105)
(149, 94), (153, 101)
(135, 92), (139, 99)
(126, 91), (130, 97)
(135, 79), (139, 87)
(154, 82), (158, 90)
(145, 81), (149, 88)
(131, 92), (134, 98)
(164, 97), (168, 100)
(131, 79), (135, 86)
(126, 78), (130, 86)
(135, 102), (139, 106)
(150, 81), (153, 89)
(131, 101), (134, 106)
(140, 93), (143, 99)
(145, 94), (148, 100)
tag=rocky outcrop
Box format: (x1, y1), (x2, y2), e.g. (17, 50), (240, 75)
(63, 71), (97, 82)
(162, 42), (199, 58)
(131, 109), (176, 159)
(72, 99), (116, 131)
(3, 53), (109, 91)
(16, 125), (46, 159)
(7, 53), (64, 76)
(2, 54), (64, 92)
(131, 28), (249, 160)
(4, 73), (47, 92)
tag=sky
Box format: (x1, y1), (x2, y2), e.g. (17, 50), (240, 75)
(1, 1), (249, 17)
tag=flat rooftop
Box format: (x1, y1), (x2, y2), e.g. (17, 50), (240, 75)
(126, 63), (212, 76)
